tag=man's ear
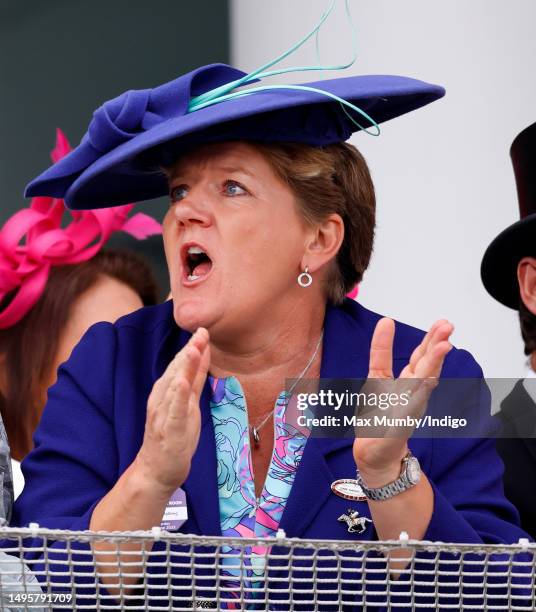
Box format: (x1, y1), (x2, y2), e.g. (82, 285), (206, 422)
(518, 256), (536, 315)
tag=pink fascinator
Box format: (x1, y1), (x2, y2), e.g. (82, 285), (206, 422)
(0, 129), (162, 329)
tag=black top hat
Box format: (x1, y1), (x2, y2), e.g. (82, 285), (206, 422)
(481, 122), (536, 309)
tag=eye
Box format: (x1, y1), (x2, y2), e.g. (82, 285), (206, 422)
(170, 184), (189, 203)
(224, 180), (248, 196)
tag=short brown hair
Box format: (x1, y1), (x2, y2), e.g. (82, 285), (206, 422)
(0, 249), (159, 460)
(519, 299), (536, 356)
(256, 141), (376, 303)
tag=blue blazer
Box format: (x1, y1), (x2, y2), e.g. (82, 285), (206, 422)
(13, 298), (526, 544)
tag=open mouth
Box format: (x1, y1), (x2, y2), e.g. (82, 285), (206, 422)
(181, 243), (213, 283)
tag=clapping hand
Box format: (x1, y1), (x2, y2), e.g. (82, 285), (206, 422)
(135, 328), (211, 496)
(353, 318), (453, 485)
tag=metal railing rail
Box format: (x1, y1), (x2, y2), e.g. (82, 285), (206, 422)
(0, 526), (532, 610)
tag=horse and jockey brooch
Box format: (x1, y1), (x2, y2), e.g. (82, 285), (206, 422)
(338, 509), (373, 534)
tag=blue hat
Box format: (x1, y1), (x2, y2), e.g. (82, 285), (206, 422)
(25, 63), (444, 210)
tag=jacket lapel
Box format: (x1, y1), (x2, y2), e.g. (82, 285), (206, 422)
(500, 380), (536, 462)
(181, 385), (222, 536)
(151, 315), (221, 536)
(279, 301), (372, 537)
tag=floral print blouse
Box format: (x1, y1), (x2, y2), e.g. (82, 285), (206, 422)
(209, 375), (308, 608)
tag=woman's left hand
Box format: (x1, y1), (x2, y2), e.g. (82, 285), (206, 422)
(353, 318), (454, 486)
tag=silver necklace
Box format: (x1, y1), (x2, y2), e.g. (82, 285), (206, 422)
(250, 331), (323, 447)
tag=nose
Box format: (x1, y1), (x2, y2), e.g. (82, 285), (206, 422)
(172, 188), (212, 229)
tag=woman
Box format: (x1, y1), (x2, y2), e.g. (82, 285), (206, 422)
(12, 60), (528, 606)
(0, 130), (162, 495)
(1, 250), (160, 484)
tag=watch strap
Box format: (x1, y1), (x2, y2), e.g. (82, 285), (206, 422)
(356, 452), (419, 501)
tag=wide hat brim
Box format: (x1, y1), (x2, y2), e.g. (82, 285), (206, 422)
(481, 213), (536, 309)
(25, 69), (444, 210)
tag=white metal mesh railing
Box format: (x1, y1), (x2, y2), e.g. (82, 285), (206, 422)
(0, 526), (533, 610)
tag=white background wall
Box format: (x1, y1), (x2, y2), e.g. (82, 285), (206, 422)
(231, 0), (536, 378)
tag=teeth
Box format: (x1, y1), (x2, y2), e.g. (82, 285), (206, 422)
(187, 274), (200, 281)
(187, 246), (205, 255)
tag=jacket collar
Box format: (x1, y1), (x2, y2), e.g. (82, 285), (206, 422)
(147, 302), (219, 534)
(500, 380), (536, 441)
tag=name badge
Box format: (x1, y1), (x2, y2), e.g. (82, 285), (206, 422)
(331, 479), (367, 501)
(160, 487), (188, 531)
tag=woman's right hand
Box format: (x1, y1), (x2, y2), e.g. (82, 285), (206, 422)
(89, 328), (210, 593)
(133, 327), (210, 497)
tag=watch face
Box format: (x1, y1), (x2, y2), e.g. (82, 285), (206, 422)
(406, 457), (421, 484)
